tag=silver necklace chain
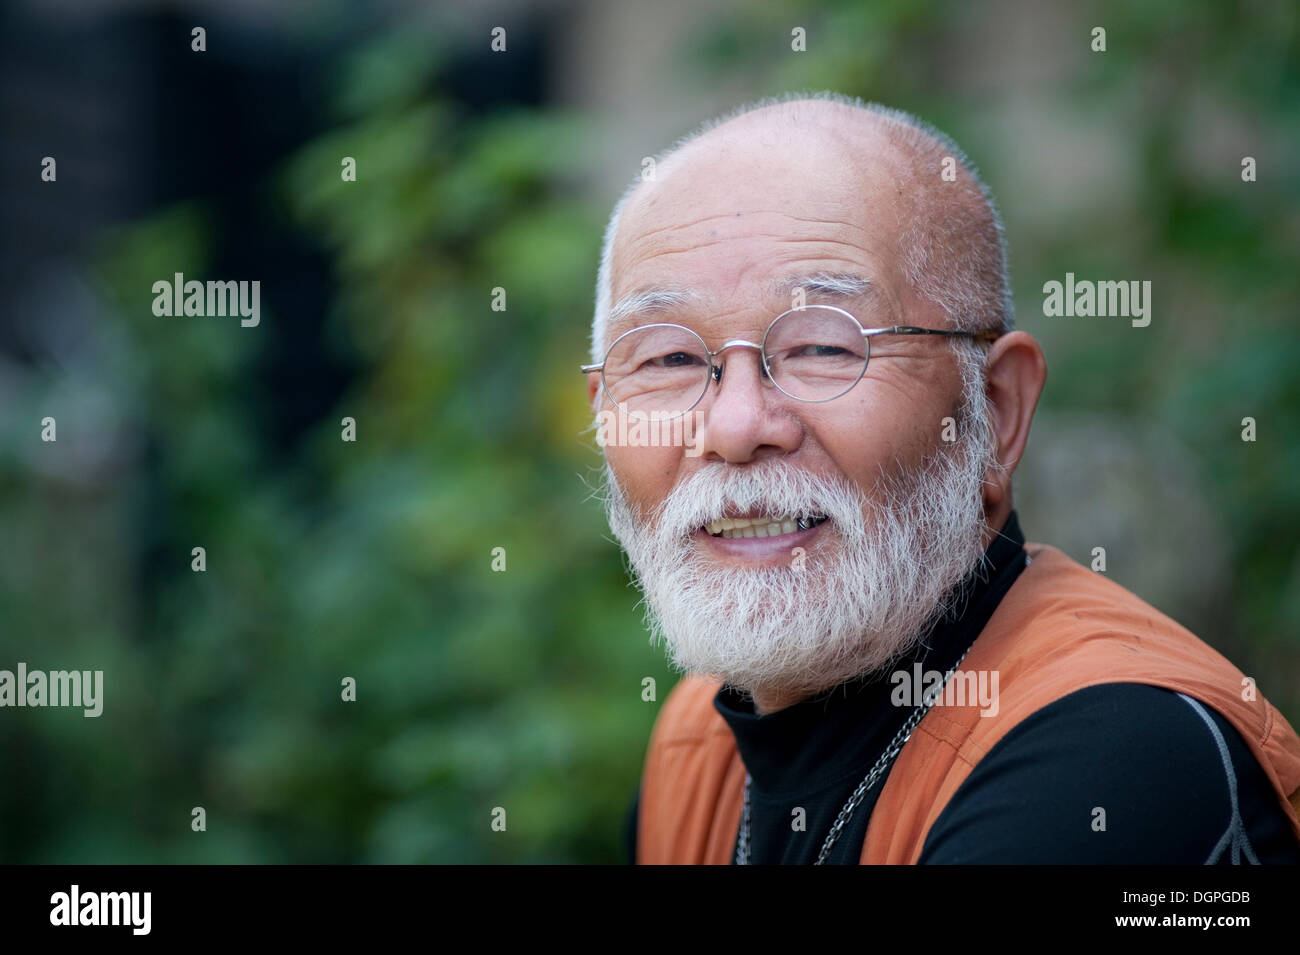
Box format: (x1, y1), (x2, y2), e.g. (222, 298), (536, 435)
(735, 643), (974, 865)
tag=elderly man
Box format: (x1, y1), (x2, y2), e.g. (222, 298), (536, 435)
(583, 93), (1300, 864)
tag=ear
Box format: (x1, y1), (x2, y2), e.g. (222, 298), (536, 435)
(586, 372), (602, 412)
(981, 330), (1047, 510)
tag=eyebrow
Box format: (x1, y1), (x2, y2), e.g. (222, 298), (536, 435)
(770, 272), (876, 301)
(608, 287), (703, 325)
(607, 272), (879, 331)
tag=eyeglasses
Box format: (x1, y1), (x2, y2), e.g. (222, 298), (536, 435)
(580, 304), (1000, 417)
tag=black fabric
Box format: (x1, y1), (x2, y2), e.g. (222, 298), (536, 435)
(623, 510), (1300, 864)
(917, 682), (1300, 864)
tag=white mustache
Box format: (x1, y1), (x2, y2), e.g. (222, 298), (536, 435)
(649, 459), (866, 541)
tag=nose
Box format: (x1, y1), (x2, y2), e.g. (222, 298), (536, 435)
(694, 341), (802, 464)
(708, 340), (769, 386)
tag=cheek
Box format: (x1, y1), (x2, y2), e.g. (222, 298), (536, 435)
(808, 388), (943, 491)
(606, 444), (683, 514)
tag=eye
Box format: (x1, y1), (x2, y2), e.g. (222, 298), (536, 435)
(783, 344), (852, 359)
(648, 351), (705, 368)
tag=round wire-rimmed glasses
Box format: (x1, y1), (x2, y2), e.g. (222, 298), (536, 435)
(580, 304), (1000, 418)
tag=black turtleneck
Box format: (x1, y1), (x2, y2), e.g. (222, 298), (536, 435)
(625, 510), (1300, 864)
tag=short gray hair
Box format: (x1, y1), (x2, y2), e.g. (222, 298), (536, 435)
(589, 91), (1014, 365)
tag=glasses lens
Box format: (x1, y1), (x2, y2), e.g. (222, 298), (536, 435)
(764, 306), (869, 401)
(602, 324), (710, 416)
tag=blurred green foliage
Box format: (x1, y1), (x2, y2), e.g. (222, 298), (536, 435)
(1, 0), (1297, 862)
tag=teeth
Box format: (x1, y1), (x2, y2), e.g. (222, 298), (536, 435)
(704, 514), (825, 539)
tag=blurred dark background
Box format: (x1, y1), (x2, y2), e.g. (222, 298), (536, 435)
(1, 0), (1297, 862)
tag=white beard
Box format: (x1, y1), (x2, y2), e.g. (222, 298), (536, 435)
(601, 398), (998, 703)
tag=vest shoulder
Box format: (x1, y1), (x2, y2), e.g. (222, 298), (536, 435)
(872, 544), (1300, 862)
(1007, 543), (1213, 657)
(969, 542), (1282, 748)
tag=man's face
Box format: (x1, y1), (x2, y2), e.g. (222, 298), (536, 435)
(594, 121), (995, 703)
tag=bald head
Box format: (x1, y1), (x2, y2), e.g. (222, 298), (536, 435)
(591, 93), (1011, 363)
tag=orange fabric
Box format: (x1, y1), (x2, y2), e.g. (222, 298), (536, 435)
(636, 543), (1300, 864)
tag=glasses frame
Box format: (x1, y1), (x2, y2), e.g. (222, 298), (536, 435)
(580, 304), (1001, 415)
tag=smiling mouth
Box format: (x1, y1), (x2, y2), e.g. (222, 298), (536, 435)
(703, 513), (829, 539)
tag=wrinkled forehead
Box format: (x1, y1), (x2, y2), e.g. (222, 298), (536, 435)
(608, 122), (918, 332)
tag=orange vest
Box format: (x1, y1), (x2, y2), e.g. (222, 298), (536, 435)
(637, 543), (1300, 864)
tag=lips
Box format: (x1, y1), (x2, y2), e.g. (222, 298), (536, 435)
(703, 513), (829, 539)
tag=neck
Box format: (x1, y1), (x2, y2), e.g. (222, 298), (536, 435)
(751, 687), (809, 715)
